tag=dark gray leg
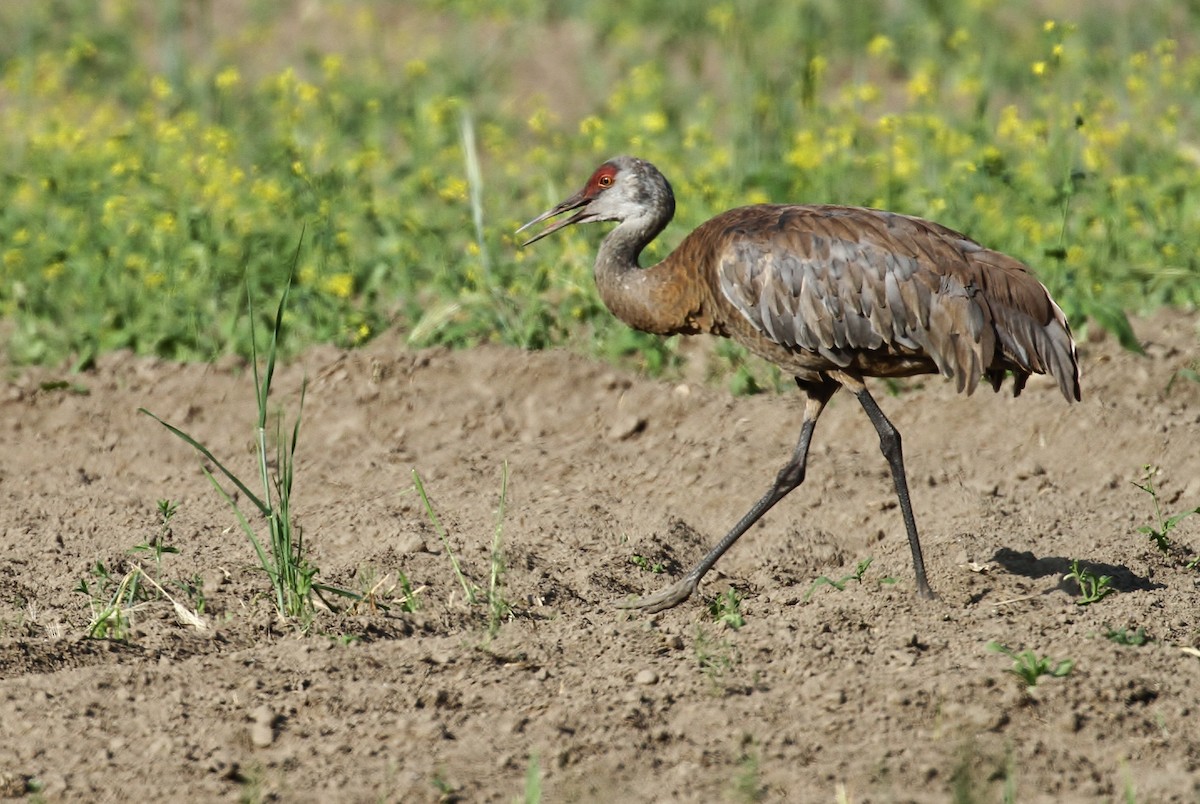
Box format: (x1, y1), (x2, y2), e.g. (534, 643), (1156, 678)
(853, 386), (935, 599)
(618, 380), (838, 613)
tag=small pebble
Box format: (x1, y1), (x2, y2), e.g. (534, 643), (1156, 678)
(608, 414), (646, 441)
(634, 669), (659, 685)
(249, 705), (276, 747)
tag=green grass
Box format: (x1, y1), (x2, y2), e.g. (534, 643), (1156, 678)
(708, 586), (746, 630)
(1064, 559), (1115, 605)
(1, 2), (1199, 378)
(987, 641), (1075, 688)
(1133, 465), (1200, 564)
(141, 252), (356, 625)
(412, 463), (514, 634)
(804, 556), (896, 601)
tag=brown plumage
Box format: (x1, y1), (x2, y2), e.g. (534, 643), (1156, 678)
(519, 156), (1080, 613)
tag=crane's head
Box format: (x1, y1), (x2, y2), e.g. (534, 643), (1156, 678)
(517, 156), (674, 247)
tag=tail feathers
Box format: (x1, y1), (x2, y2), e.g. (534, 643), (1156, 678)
(990, 313), (1079, 401)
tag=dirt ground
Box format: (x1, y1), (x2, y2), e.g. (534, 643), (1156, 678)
(0, 310), (1198, 803)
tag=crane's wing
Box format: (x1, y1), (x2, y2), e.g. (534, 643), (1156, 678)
(714, 205), (1080, 400)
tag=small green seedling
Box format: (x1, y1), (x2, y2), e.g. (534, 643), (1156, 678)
(412, 469), (479, 605)
(629, 554), (666, 574)
(486, 461), (512, 637)
(693, 625), (737, 684)
(129, 499), (181, 584)
(804, 557), (889, 601)
(987, 641), (1074, 687)
(708, 587), (746, 629)
(1064, 559), (1114, 605)
(522, 753), (542, 804)
(1105, 626), (1150, 646)
(75, 560), (145, 639)
(1132, 464), (1199, 557)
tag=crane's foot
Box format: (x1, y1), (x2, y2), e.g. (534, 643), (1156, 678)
(615, 576), (698, 614)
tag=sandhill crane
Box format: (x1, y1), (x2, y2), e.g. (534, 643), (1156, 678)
(518, 156), (1080, 613)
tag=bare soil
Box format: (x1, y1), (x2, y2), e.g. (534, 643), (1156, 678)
(1, 312), (1198, 803)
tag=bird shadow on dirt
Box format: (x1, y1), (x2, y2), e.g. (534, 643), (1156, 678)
(989, 547), (1163, 593)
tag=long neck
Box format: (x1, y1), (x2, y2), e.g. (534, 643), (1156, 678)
(594, 210), (700, 336)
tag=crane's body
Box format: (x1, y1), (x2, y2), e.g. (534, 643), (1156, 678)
(519, 156), (1080, 612)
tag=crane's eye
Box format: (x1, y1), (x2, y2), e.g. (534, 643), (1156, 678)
(598, 175), (613, 187)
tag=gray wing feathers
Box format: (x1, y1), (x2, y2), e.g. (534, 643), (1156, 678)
(716, 207), (1080, 401)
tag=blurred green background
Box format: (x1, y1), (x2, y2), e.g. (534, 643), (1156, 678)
(1, 1), (1197, 382)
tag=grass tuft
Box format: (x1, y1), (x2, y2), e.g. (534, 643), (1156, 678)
(141, 238), (356, 624)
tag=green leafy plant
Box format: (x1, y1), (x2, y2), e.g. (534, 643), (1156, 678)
(411, 463), (513, 634)
(1132, 464), (1200, 557)
(1064, 559), (1115, 605)
(128, 499), (181, 583)
(629, 554), (666, 574)
(708, 587), (746, 629)
(693, 625), (738, 686)
(412, 469), (479, 606)
(487, 461), (512, 637)
(1105, 626), (1150, 646)
(521, 753), (542, 804)
(349, 568), (421, 615)
(729, 745), (766, 803)
(804, 557), (893, 601)
(173, 573), (207, 617)
(75, 559), (206, 639)
(75, 560), (144, 639)
(987, 641), (1074, 687)
(141, 248), (355, 624)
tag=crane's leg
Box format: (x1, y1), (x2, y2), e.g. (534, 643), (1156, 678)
(849, 382), (936, 599)
(617, 380), (839, 613)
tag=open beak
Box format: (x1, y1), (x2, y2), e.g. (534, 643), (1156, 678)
(516, 188), (593, 247)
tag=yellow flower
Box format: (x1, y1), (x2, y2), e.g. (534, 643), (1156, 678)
(297, 81), (319, 104)
(151, 75), (173, 101)
(705, 4), (734, 34)
(321, 54), (343, 81)
(321, 273), (354, 299)
(907, 68), (934, 101)
(527, 107), (557, 134)
(153, 212), (176, 234)
(439, 177), (468, 202)
(215, 67), (240, 90)
(867, 35), (894, 58)
(786, 130), (822, 171)
(854, 82), (880, 104)
(808, 55), (828, 79)
(404, 59), (428, 79)
(1032, 61), (1046, 76)
(641, 111), (668, 134)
